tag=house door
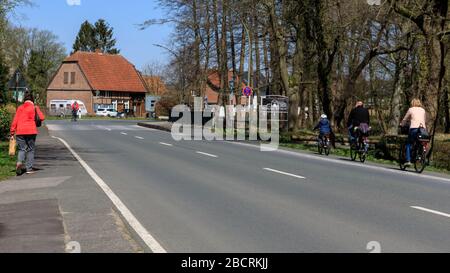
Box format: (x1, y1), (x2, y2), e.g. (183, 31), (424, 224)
(117, 103), (124, 112)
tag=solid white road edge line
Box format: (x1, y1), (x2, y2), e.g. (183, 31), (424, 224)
(52, 136), (167, 253)
(411, 206), (450, 219)
(263, 168), (306, 179)
(196, 151), (218, 158)
(228, 142), (450, 184)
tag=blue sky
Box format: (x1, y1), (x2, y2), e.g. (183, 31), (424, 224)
(13, 0), (173, 70)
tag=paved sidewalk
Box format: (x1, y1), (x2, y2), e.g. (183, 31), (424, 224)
(0, 127), (142, 253)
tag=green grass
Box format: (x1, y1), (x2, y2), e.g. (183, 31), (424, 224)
(46, 116), (149, 121)
(0, 141), (17, 181)
(279, 142), (450, 176)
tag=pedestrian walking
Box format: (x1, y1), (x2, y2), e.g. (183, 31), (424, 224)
(10, 92), (45, 175)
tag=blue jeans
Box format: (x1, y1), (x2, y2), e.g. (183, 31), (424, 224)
(348, 127), (355, 143)
(16, 135), (36, 172)
(406, 128), (419, 162)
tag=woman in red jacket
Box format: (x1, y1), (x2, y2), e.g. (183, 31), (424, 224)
(10, 92), (45, 175)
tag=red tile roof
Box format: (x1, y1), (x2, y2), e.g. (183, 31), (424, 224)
(64, 51), (147, 93)
(205, 70), (246, 105)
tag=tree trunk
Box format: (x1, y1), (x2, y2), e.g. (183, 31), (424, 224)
(388, 57), (405, 135)
(267, 0), (289, 97)
(219, 0), (229, 106)
(444, 86), (450, 133)
(253, 14), (261, 97)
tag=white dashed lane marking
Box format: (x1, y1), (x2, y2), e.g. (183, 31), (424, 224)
(411, 206), (450, 219)
(263, 168), (306, 179)
(196, 151), (218, 158)
(159, 142), (173, 147)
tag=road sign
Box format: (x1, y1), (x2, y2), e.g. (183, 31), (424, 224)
(242, 86), (253, 97)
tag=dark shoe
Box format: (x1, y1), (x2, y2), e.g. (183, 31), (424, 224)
(16, 163), (25, 176)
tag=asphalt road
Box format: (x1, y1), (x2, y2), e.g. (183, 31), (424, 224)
(46, 120), (450, 253)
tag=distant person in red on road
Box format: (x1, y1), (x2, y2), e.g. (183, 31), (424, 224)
(71, 101), (79, 122)
(10, 92), (45, 175)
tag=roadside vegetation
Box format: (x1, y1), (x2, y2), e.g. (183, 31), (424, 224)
(45, 116), (150, 121)
(279, 130), (450, 174)
(0, 106), (15, 181)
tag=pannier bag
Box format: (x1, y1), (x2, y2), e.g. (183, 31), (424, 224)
(417, 126), (430, 141)
(359, 123), (370, 136)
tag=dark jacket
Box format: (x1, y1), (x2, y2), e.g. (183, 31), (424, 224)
(347, 106), (370, 128)
(314, 119), (332, 135)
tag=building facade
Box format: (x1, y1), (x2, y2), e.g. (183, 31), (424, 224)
(47, 51), (148, 117)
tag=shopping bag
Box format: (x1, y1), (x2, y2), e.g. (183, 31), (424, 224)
(9, 137), (16, 156)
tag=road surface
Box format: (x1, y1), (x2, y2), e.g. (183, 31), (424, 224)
(46, 120), (450, 253)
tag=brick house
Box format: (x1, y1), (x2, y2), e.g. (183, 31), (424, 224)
(204, 70), (248, 105)
(46, 51), (148, 117)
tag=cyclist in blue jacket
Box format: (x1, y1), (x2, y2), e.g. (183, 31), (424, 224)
(314, 114), (332, 143)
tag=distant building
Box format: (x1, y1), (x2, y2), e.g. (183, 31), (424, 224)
(205, 70), (247, 105)
(46, 51), (148, 116)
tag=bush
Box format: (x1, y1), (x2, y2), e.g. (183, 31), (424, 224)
(155, 92), (179, 117)
(431, 141), (450, 171)
(0, 107), (13, 141)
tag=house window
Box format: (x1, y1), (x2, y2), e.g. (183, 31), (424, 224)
(70, 72), (76, 84)
(64, 72), (69, 84)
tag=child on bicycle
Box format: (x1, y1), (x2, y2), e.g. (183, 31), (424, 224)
(314, 114), (332, 145)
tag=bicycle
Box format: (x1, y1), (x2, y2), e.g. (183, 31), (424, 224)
(350, 126), (370, 163)
(399, 128), (430, 174)
(318, 134), (331, 156)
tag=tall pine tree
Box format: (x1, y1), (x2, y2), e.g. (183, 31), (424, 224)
(72, 20), (95, 53)
(94, 19), (120, 54)
(72, 19), (120, 54)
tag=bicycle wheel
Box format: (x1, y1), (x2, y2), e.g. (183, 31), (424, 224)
(350, 144), (357, 161)
(414, 146), (427, 174)
(318, 143), (323, 155)
(399, 144), (407, 171)
(359, 150), (367, 163)
(325, 144), (331, 156)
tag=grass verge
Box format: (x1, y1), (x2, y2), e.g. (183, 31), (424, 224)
(280, 142), (450, 176)
(0, 141), (16, 181)
(46, 116), (149, 121)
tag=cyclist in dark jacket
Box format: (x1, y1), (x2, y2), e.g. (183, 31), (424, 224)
(347, 101), (370, 142)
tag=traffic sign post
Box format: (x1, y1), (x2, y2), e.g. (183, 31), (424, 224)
(242, 86), (253, 97)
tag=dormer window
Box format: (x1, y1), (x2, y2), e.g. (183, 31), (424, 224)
(71, 72), (76, 84)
